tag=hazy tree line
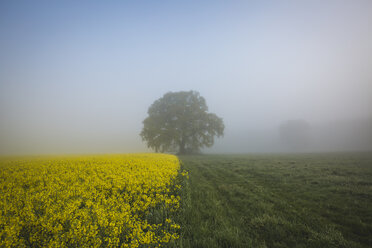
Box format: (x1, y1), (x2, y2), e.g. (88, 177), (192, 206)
(207, 118), (372, 153)
(279, 118), (372, 152)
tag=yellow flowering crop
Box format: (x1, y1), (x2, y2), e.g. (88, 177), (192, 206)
(0, 154), (183, 247)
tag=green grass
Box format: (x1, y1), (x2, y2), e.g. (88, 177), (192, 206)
(177, 153), (372, 248)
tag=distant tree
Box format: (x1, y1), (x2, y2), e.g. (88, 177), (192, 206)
(140, 91), (224, 154)
(279, 119), (310, 150)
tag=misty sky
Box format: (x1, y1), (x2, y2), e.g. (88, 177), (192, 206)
(1, 0), (371, 154)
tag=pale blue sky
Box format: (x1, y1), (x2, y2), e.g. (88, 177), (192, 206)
(1, 1), (371, 154)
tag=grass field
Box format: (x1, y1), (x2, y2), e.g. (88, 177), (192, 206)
(1, 152), (371, 247)
(178, 153), (372, 248)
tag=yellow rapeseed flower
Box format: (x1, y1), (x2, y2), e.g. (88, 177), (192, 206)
(0, 154), (183, 247)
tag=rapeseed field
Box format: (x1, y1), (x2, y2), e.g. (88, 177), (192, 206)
(0, 154), (186, 247)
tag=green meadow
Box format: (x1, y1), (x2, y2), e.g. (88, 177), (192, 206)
(177, 153), (372, 248)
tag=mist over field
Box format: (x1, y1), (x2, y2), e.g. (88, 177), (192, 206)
(0, 0), (371, 155)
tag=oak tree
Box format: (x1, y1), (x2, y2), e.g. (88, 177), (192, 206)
(140, 91), (224, 154)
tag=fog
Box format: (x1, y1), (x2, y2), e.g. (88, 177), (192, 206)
(1, 1), (371, 155)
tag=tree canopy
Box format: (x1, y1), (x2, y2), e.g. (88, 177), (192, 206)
(140, 91), (224, 154)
